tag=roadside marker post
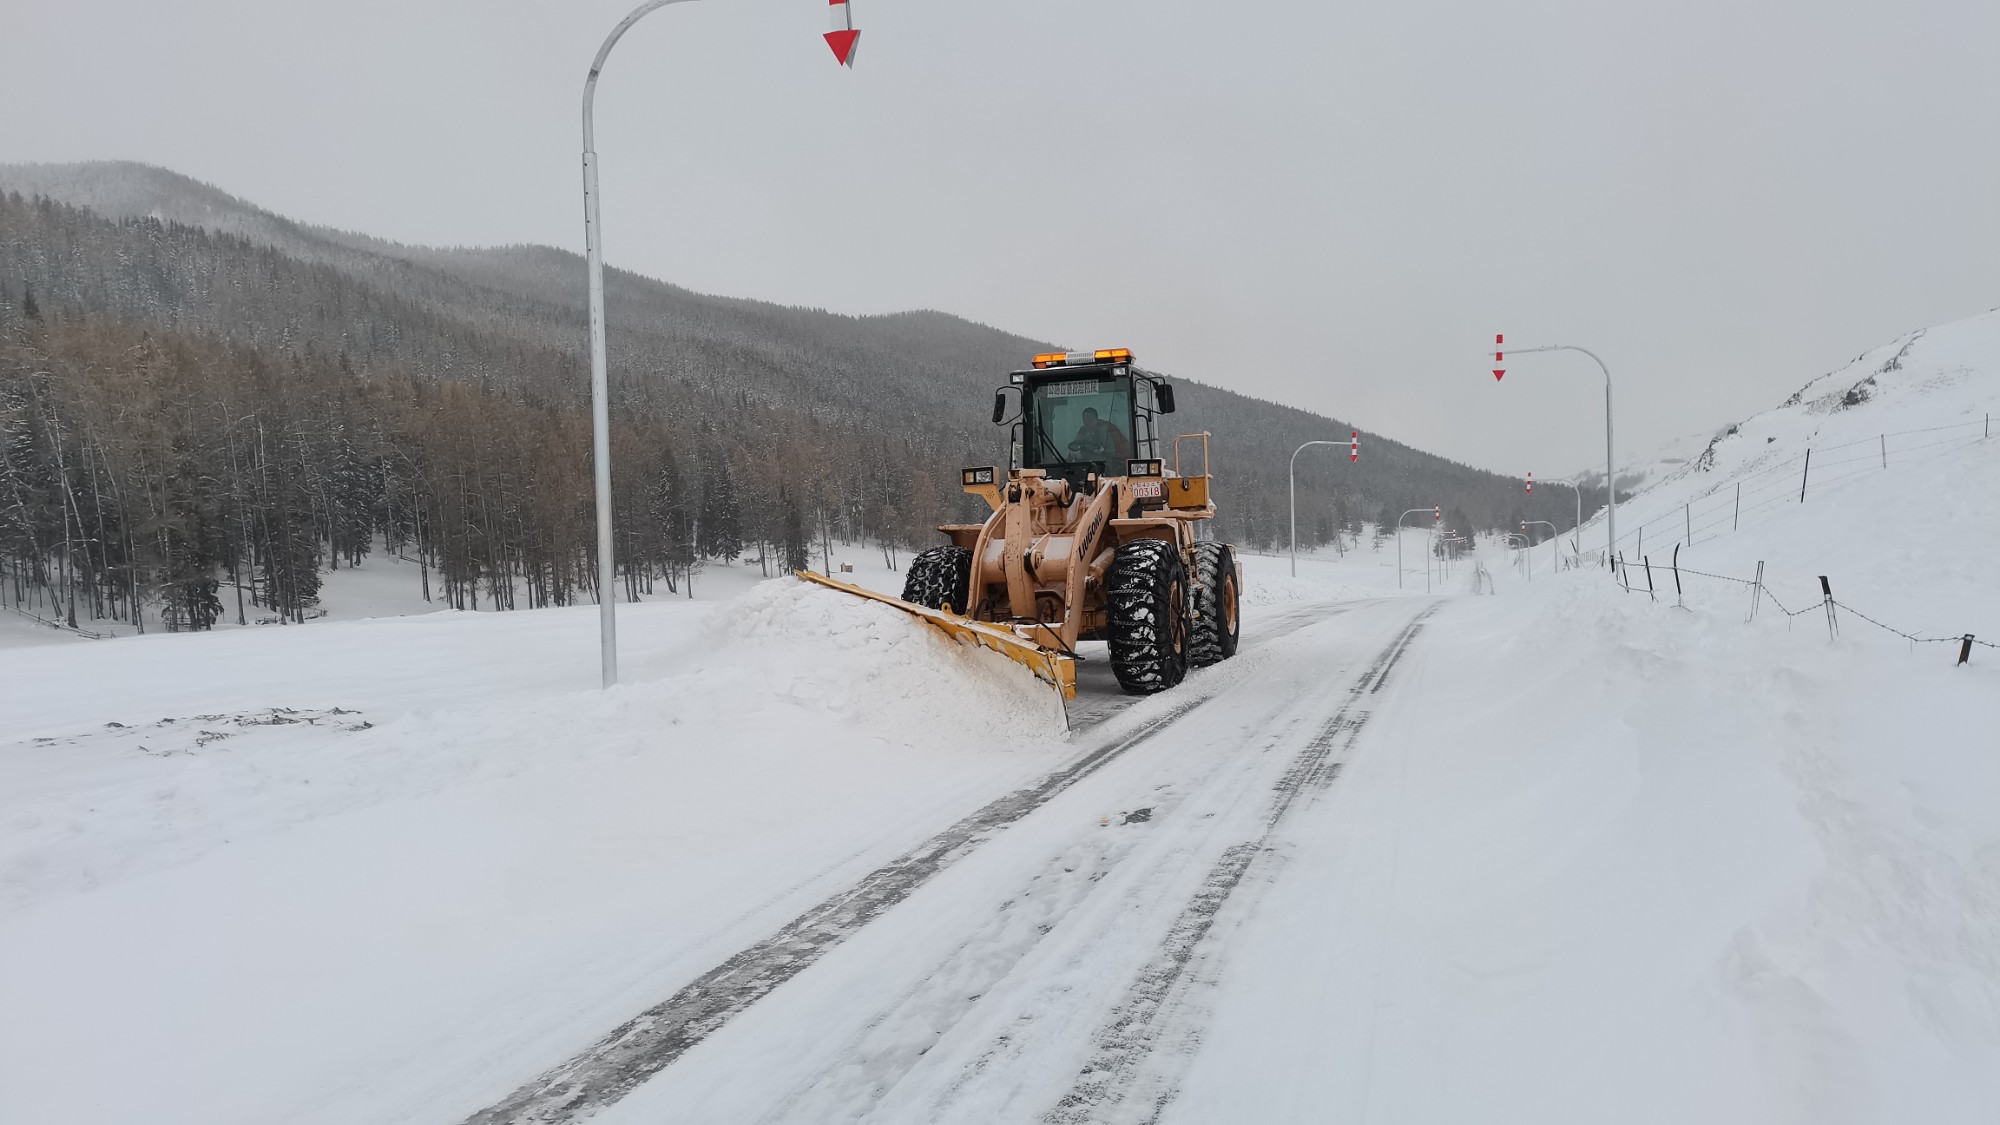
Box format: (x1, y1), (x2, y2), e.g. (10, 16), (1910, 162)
(825, 0), (860, 65)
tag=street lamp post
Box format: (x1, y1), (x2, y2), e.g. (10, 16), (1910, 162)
(1503, 532), (1530, 578)
(580, 0), (700, 688)
(1395, 507), (1433, 590)
(578, 0), (852, 687)
(1523, 519), (1558, 577)
(1288, 439), (1351, 577)
(1535, 476), (1585, 561)
(1437, 533), (1469, 584)
(1493, 344), (1616, 566)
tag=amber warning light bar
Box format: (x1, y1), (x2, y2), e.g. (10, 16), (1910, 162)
(1032, 348), (1134, 369)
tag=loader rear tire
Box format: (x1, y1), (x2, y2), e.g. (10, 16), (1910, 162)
(902, 546), (973, 614)
(1106, 539), (1191, 694)
(1189, 542), (1240, 667)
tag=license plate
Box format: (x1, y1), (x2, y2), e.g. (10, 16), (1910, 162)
(1128, 479), (1164, 499)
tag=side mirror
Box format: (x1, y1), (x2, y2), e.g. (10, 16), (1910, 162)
(992, 391), (1008, 425)
(1157, 384), (1177, 414)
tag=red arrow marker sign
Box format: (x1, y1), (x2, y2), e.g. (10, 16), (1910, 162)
(825, 0), (859, 66)
(825, 29), (859, 64)
(1493, 332), (1505, 380)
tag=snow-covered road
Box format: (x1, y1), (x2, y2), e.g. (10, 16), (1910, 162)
(542, 596), (1437, 1125)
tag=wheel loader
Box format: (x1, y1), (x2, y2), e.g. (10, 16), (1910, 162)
(799, 348), (1241, 701)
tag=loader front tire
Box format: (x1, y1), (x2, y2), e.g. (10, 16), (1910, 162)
(1107, 539), (1191, 694)
(902, 546), (973, 614)
(1189, 542), (1240, 667)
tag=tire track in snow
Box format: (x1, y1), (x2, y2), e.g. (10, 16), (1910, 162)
(1066, 600), (1362, 734)
(751, 694), (1339, 1123)
(1043, 606), (1435, 1124)
(461, 696), (1215, 1124)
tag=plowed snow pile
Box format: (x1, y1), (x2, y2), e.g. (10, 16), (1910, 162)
(0, 580), (1063, 1125)
(723, 580), (1066, 747)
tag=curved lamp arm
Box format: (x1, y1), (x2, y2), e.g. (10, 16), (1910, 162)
(1289, 439), (1352, 577)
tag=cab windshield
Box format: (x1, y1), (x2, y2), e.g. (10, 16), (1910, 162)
(1025, 374), (1134, 474)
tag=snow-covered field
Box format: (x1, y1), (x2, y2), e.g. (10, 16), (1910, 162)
(4, 311), (1999, 1124)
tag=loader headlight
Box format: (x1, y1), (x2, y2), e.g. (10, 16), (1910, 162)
(1126, 459), (1164, 478)
(962, 467), (996, 486)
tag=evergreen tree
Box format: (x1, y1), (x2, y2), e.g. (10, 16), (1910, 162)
(696, 444), (742, 562)
(778, 487), (810, 574)
(1373, 501), (1399, 548)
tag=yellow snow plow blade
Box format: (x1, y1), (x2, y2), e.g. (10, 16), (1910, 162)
(794, 570), (1077, 701)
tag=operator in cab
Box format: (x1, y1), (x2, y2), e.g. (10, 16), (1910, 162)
(1069, 407), (1132, 465)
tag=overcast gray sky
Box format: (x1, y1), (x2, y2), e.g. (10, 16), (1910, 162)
(5, 0), (1997, 475)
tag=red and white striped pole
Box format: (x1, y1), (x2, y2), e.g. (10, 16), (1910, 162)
(825, 0), (860, 67)
(1526, 470), (1533, 495)
(1493, 334), (1505, 381)
(1350, 431), (1359, 462)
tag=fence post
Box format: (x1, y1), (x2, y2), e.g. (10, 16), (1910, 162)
(1960, 635), (1975, 666)
(1880, 434), (1886, 469)
(1734, 482), (1741, 530)
(1819, 575), (1838, 640)
(1643, 555), (1657, 603)
(1671, 544), (1683, 607)
(1747, 560), (1765, 622)
(1800, 449), (1812, 502)
(1684, 503), (1691, 545)
(1619, 552), (1631, 594)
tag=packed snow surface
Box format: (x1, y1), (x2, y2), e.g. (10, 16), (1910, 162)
(4, 309), (1999, 1124)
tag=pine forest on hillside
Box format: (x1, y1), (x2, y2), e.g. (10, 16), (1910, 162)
(0, 169), (1602, 632)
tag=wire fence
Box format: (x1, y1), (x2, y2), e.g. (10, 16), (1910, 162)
(1609, 550), (1995, 663)
(1587, 413), (1994, 563)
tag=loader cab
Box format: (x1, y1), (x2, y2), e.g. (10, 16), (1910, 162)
(1007, 349), (1174, 486)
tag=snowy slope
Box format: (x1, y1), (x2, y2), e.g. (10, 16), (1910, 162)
(1180, 310), (2000, 1123)
(1593, 308), (2000, 627)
